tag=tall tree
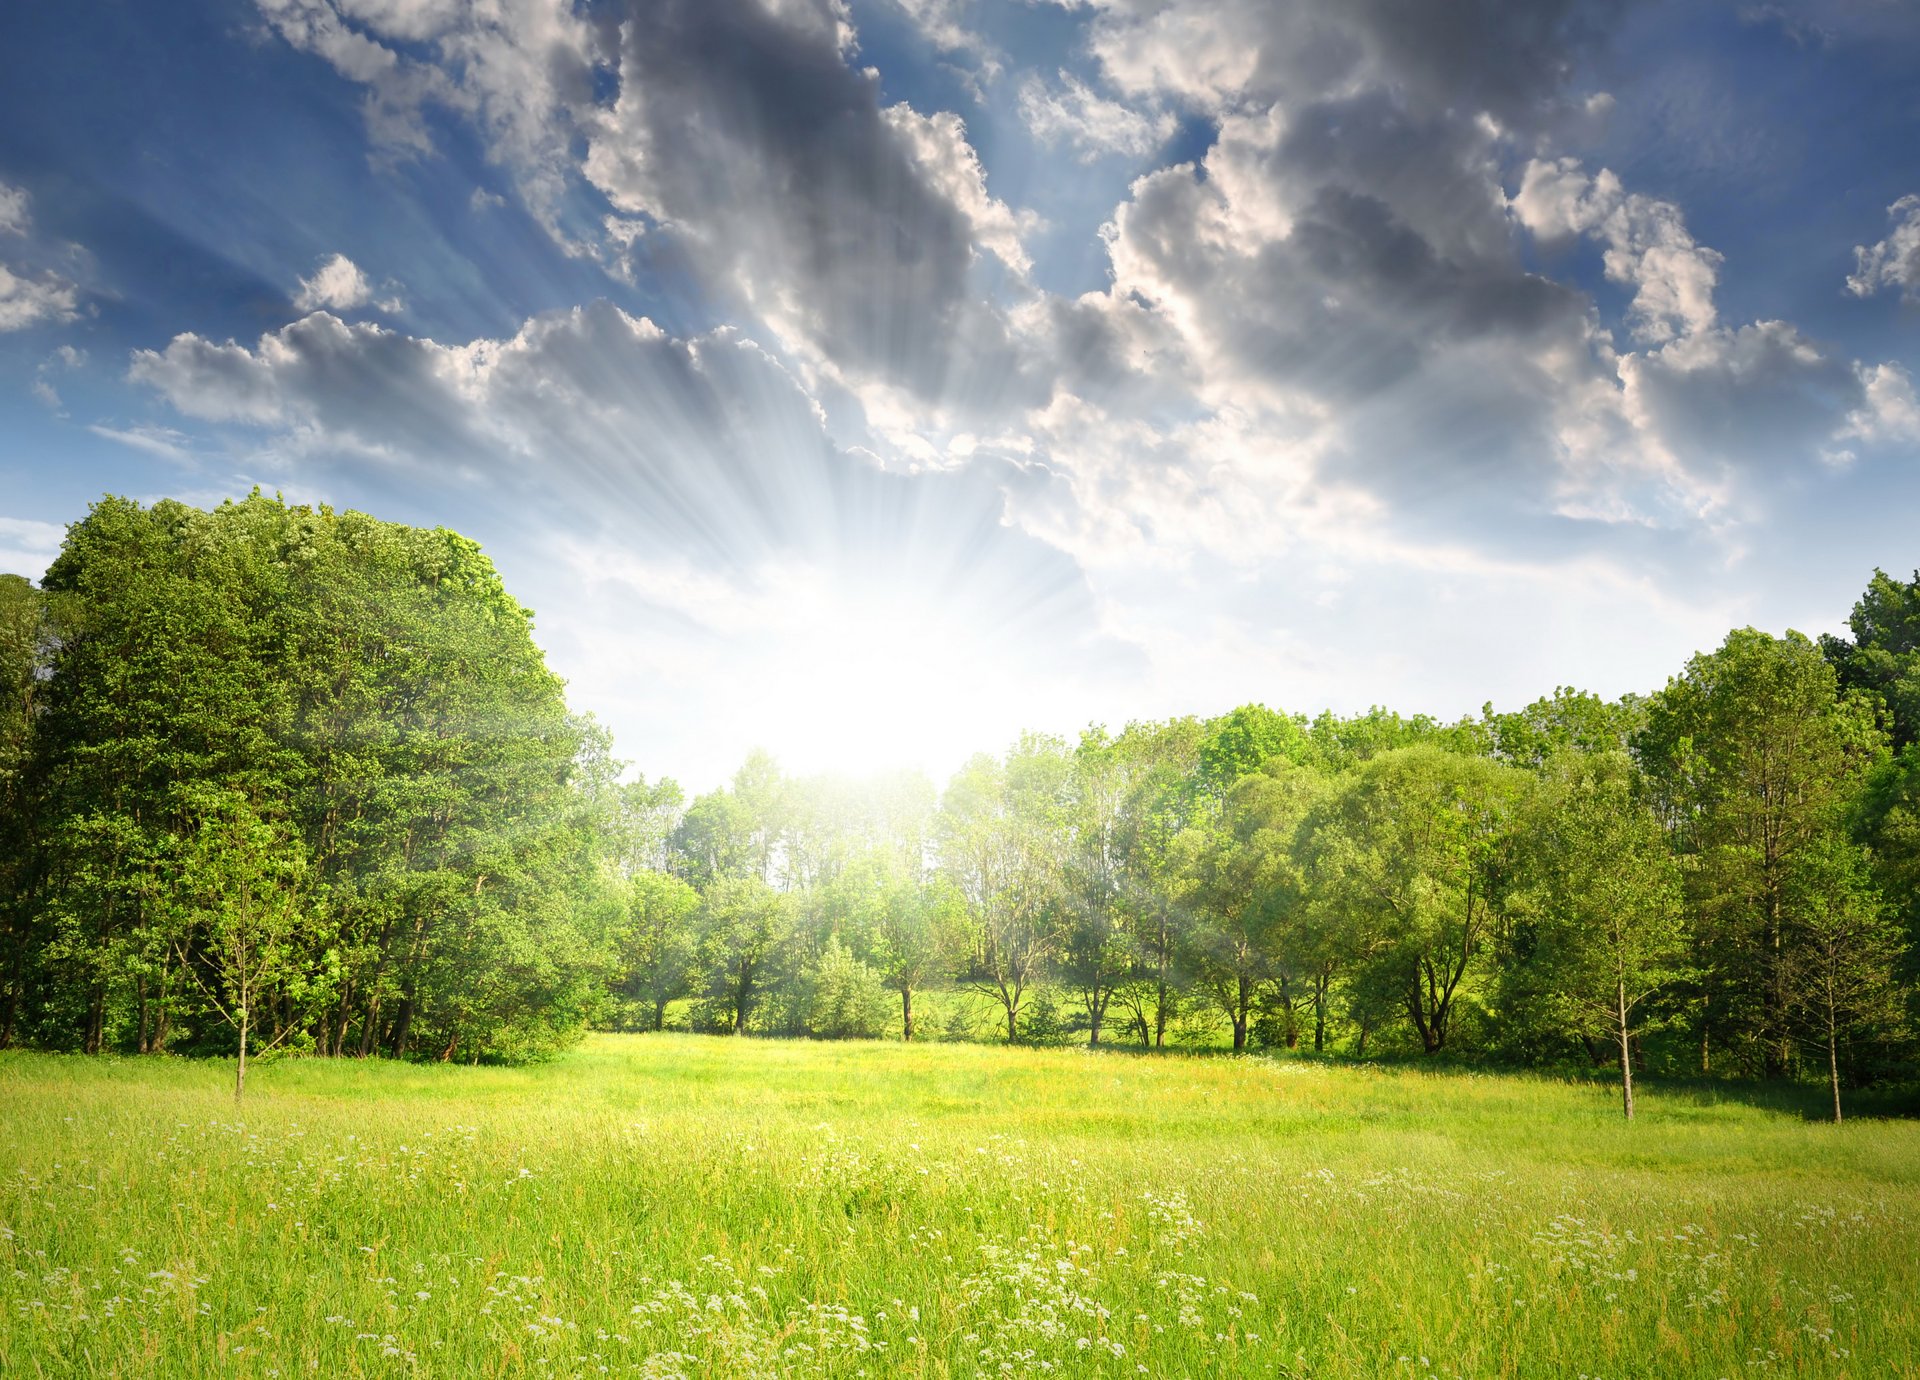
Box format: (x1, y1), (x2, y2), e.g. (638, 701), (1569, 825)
(169, 787), (329, 1101)
(1781, 837), (1909, 1122)
(1822, 568), (1920, 748)
(939, 738), (1070, 1043)
(1638, 628), (1886, 1076)
(696, 875), (786, 1035)
(602, 870), (696, 1031)
(1510, 753), (1688, 1119)
(1310, 746), (1525, 1054)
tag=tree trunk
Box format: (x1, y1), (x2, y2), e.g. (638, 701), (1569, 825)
(356, 998), (380, 1058)
(1007, 1006), (1017, 1044)
(1312, 972), (1329, 1054)
(136, 977), (150, 1055)
(439, 1031), (459, 1063)
(0, 937), (22, 1051)
(901, 986), (914, 1042)
(84, 984), (105, 1055)
(235, 1008), (249, 1103)
(1828, 1000), (1843, 1124)
(1617, 979), (1635, 1122)
(653, 997), (668, 1032)
(389, 995), (415, 1058)
(1698, 989), (1711, 1074)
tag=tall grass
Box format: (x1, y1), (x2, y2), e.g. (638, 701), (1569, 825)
(2, 1035), (1916, 1377)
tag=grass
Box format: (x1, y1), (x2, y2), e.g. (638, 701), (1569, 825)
(2, 1035), (1917, 1378)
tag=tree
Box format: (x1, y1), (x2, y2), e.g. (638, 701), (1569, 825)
(1511, 753), (1688, 1119)
(1822, 568), (1920, 748)
(612, 870), (700, 1030)
(854, 859), (963, 1041)
(1638, 628), (1885, 1076)
(696, 875), (786, 1035)
(1482, 687), (1642, 769)
(1109, 717), (1205, 1049)
(1781, 838), (1909, 1122)
(1182, 759), (1322, 1052)
(0, 575), (49, 1049)
(1310, 746), (1525, 1054)
(1058, 730), (1137, 1046)
(806, 938), (891, 1039)
(940, 738), (1070, 1043)
(170, 788), (331, 1101)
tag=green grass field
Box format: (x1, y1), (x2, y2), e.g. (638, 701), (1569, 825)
(3, 1036), (1917, 1378)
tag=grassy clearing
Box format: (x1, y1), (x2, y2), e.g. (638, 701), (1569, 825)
(2, 1036), (1917, 1378)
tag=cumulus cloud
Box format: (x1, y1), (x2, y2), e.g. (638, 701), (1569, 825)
(0, 181), (82, 332)
(1514, 159), (1723, 343)
(1841, 361), (1920, 445)
(223, 0), (1917, 779)
(254, 0), (1041, 429)
(1848, 194), (1920, 302)
(292, 252), (403, 313)
(0, 262), (80, 332)
(1018, 71), (1176, 161)
(0, 181), (29, 236)
(1073, 0), (1629, 127)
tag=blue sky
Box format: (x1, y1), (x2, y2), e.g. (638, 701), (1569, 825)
(2, 0), (1918, 788)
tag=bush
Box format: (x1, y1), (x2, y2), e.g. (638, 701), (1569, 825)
(807, 941), (891, 1040)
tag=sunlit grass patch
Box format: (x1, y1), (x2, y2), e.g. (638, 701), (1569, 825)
(2, 1034), (1917, 1377)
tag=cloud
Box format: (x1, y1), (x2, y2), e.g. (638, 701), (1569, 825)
(1017, 71), (1176, 161)
(253, 0), (598, 225)
(886, 0), (997, 68)
(0, 516), (65, 580)
(0, 181), (29, 236)
(292, 251), (403, 313)
(254, 0), (1041, 427)
(127, 298), (1139, 781)
(1841, 361), (1920, 446)
(1514, 159), (1723, 343)
(87, 424), (198, 465)
(0, 261), (80, 332)
(1072, 0), (1629, 127)
(1848, 193), (1920, 302)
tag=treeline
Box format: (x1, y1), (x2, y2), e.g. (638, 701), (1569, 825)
(593, 618), (1918, 1120)
(0, 494), (612, 1084)
(2, 496), (1918, 1118)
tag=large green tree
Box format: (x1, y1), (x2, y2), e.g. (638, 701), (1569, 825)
(1509, 753), (1688, 1119)
(1638, 628), (1885, 1077)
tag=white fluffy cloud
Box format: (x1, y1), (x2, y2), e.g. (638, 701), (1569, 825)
(1514, 159), (1723, 343)
(0, 182), (29, 237)
(0, 516), (65, 580)
(0, 263), (80, 333)
(205, 0), (1920, 781)
(1018, 71), (1176, 161)
(1849, 194), (1920, 302)
(0, 182), (81, 333)
(292, 252), (403, 313)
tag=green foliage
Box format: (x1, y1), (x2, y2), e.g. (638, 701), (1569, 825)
(1823, 567), (1920, 748)
(805, 939), (891, 1040)
(6, 494), (597, 1064)
(1638, 627), (1887, 1077)
(4, 498), (1917, 1110)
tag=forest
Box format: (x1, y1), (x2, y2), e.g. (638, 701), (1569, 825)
(1, 493), (1916, 1118)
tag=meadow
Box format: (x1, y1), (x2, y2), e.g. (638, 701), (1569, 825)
(2, 1036), (1917, 1379)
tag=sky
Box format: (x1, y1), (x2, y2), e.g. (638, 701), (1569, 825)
(1, 0), (1918, 791)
